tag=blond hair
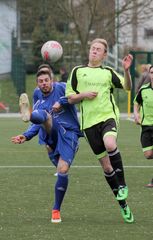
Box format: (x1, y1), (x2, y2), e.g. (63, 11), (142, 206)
(90, 38), (108, 53)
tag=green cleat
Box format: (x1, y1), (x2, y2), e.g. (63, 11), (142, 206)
(116, 186), (128, 201)
(120, 205), (134, 223)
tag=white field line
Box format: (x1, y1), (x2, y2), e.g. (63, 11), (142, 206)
(0, 165), (153, 169)
(0, 113), (134, 120)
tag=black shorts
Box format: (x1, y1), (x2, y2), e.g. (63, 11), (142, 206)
(84, 118), (117, 156)
(141, 126), (153, 151)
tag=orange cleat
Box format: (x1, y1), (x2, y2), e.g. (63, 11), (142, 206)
(51, 210), (61, 223)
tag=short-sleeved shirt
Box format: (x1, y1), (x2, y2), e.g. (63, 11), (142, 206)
(23, 82), (82, 165)
(134, 83), (153, 126)
(66, 65), (125, 130)
(136, 72), (151, 93)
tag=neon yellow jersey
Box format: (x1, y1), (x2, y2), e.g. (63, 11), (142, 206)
(66, 65), (125, 130)
(134, 83), (153, 126)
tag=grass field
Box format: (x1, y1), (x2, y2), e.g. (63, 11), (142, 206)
(0, 117), (153, 240)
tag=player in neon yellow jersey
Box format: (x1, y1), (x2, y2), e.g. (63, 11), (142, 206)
(134, 65), (153, 187)
(66, 38), (134, 223)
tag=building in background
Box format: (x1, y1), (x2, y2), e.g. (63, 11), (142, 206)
(118, 0), (153, 51)
(0, 0), (17, 75)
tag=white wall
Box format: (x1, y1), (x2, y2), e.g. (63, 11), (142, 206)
(0, 1), (17, 74)
(118, 0), (153, 51)
(137, 18), (153, 50)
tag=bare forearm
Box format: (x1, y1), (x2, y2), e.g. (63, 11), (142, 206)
(68, 91), (98, 104)
(122, 54), (133, 90)
(124, 69), (132, 90)
(134, 103), (141, 124)
(68, 93), (86, 104)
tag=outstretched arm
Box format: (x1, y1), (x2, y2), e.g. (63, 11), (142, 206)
(11, 135), (27, 144)
(11, 124), (41, 144)
(122, 54), (133, 91)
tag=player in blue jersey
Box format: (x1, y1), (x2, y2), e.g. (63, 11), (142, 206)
(32, 64), (57, 149)
(28, 64), (65, 178)
(30, 63), (58, 176)
(12, 68), (83, 223)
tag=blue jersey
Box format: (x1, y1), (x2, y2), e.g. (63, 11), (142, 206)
(33, 87), (42, 106)
(23, 82), (82, 142)
(34, 82), (80, 132)
(23, 82), (82, 165)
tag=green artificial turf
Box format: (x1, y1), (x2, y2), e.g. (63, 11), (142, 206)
(0, 118), (153, 240)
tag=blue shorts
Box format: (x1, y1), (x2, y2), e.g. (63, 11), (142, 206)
(48, 125), (79, 167)
(34, 111), (80, 167)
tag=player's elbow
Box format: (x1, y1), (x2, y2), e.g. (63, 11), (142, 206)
(124, 83), (132, 91)
(67, 95), (75, 104)
(68, 98), (74, 104)
(67, 95), (79, 104)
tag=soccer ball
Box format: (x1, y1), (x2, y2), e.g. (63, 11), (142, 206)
(41, 40), (63, 63)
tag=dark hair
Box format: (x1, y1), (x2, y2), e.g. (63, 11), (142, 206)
(38, 63), (52, 72)
(149, 65), (153, 71)
(36, 69), (52, 79)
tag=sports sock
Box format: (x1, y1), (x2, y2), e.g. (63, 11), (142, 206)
(119, 201), (127, 208)
(48, 152), (57, 167)
(104, 170), (120, 194)
(30, 109), (48, 124)
(53, 173), (68, 210)
(108, 148), (126, 186)
(104, 170), (127, 208)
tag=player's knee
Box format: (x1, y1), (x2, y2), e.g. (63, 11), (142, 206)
(106, 144), (117, 153)
(104, 138), (117, 152)
(58, 167), (69, 174)
(57, 160), (69, 174)
(31, 109), (48, 124)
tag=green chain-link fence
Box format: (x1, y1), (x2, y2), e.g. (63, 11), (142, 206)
(11, 33), (26, 96)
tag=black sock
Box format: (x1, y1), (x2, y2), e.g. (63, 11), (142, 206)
(104, 170), (119, 194)
(104, 170), (127, 208)
(108, 148), (126, 186)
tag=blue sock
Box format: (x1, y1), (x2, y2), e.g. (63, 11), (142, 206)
(48, 152), (58, 167)
(53, 173), (68, 210)
(30, 110), (48, 124)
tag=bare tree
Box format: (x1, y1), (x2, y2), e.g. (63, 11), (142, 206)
(116, 0), (153, 47)
(16, 0), (153, 63)
(56, 0), (115, 60)
(55, 0), (153, 59)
